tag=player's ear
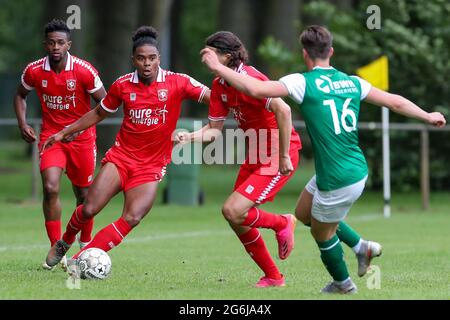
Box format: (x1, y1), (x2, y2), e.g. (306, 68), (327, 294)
(302, 48), (308, 60)
(329, 47), (334, 59)
(67, 41), (72, 51)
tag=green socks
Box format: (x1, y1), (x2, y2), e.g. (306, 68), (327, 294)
(304, 221), (362, 252)
(336, 221), (361, 249)
(316, 234), (349, 282)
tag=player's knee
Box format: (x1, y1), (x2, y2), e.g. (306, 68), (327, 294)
(122, 215), (141, 228)
(82, 203), (99, 220)
(221, 203), (242, 224)
(295, 208), (310, 225)
(43, 181), (59, 197)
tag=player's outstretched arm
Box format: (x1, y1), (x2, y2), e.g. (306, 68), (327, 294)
(365, 87), (446, 127)
(41, 104), (110, 152)
(13, 84), (37, 143)
(201, 48), (288, 99)
(269, 98), (294, 176)
(175, 120), (224, 144)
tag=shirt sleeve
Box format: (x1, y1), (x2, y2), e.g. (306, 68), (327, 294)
(244, 66), (272, 111)
(208, 81), (229, 122)
(100, 81), (122, 113)
(350, 76), (372, 100)
(180, 74), (209, 103)
(80, 63), (104, 94)
(21, 64), (35, 91)
(279, 73), (306, 104)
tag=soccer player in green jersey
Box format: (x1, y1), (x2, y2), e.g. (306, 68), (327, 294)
(201, 25), (446, 294)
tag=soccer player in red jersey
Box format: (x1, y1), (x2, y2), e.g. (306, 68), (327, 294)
(176, 31), (301, 287)
(13, 19), (106, 270)
(42, 26), (210, 269)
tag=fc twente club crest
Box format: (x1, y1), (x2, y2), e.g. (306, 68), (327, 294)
(157, 89), (168, 102)
(66, 79), (76, 91)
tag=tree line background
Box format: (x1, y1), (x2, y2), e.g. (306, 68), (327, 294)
(0, 0), (449, 191)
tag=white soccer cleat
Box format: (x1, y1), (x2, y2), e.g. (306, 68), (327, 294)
(356, 240), (382, 277)
(42, 261), (55, 271)
(321, 279), (358, 294)
(60, 255), (68, 272)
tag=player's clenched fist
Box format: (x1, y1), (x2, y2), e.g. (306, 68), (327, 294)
(200, 47), (221, 73)
(173, 131), (191, 145)
(19, 124), (37, 143)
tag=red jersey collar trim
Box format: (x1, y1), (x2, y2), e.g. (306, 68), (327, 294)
(130, 67), (165, 84)
(43, 52), (73, 72)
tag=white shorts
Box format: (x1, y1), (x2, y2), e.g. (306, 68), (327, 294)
(305, 175), (368, 223)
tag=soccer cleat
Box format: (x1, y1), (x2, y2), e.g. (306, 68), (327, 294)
(60, 255), (68, 272)
(321, 279), (357, 294)
(255, 275), (286, 288)
(78, 241), (90, 250)
(42, 255), (67, 271)
(276, 214), (297, 260)
(45, 240), (71, 268)
(42, 261), (54, 271)
(356, 240), (382, 277)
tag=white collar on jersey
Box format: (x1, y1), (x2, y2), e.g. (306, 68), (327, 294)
(312, 66), (335, 70)
(43, 52), (73, 71)
(219, 62), (244, 84)
(235, 62), (244, 73)
(130, 67), (165, 84)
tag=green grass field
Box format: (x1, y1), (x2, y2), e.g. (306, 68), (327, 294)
(0, 142), (449, 300)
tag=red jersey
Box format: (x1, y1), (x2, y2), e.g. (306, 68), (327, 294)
(209, 63), (301, 163)
(21, 52), (103, 141)
(101, 68), (208, 168)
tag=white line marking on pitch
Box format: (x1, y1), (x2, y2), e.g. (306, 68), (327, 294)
(0, 230), (231, 253)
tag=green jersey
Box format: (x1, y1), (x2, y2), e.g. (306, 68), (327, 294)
(280, 67), (372, 191)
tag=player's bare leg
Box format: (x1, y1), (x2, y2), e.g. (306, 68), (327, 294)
(41, 167), (67, 270)
(72, 181), (159, 259)
(223, 192), (296, 260)
(311, 217), (357, 294)
(222, 193), (288, 287)
(46, 163), (121, 268)
(295, 189), (382, 277)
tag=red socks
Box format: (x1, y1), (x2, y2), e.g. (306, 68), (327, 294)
(241, 207), (287, 232)
(79, 217), (94, 243)
(62, 205), (91, 245)
(45, 220), (61, 247)
(238, 228), (282, 280)
(73, 217), (132, 259)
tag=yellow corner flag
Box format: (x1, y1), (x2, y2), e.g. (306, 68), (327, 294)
(356, 55), (389, 91)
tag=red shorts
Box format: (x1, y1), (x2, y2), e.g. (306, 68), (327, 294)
(234, 148), (300, 204)
(102, 148), (167, 192)
(39, 139), (96, 188)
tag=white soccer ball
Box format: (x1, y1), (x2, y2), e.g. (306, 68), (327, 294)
(77, 248), (112, 280)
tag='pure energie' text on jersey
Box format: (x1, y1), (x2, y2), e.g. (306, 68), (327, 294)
(101, 68), (208, 169)
(21, 52), (103, 141)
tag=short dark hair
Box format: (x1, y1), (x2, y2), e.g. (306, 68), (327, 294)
(299, 25), (333, 60)
(205, 31), (248, 69)
(132, 26), (159, 53)
(44, 19), (71, 38)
